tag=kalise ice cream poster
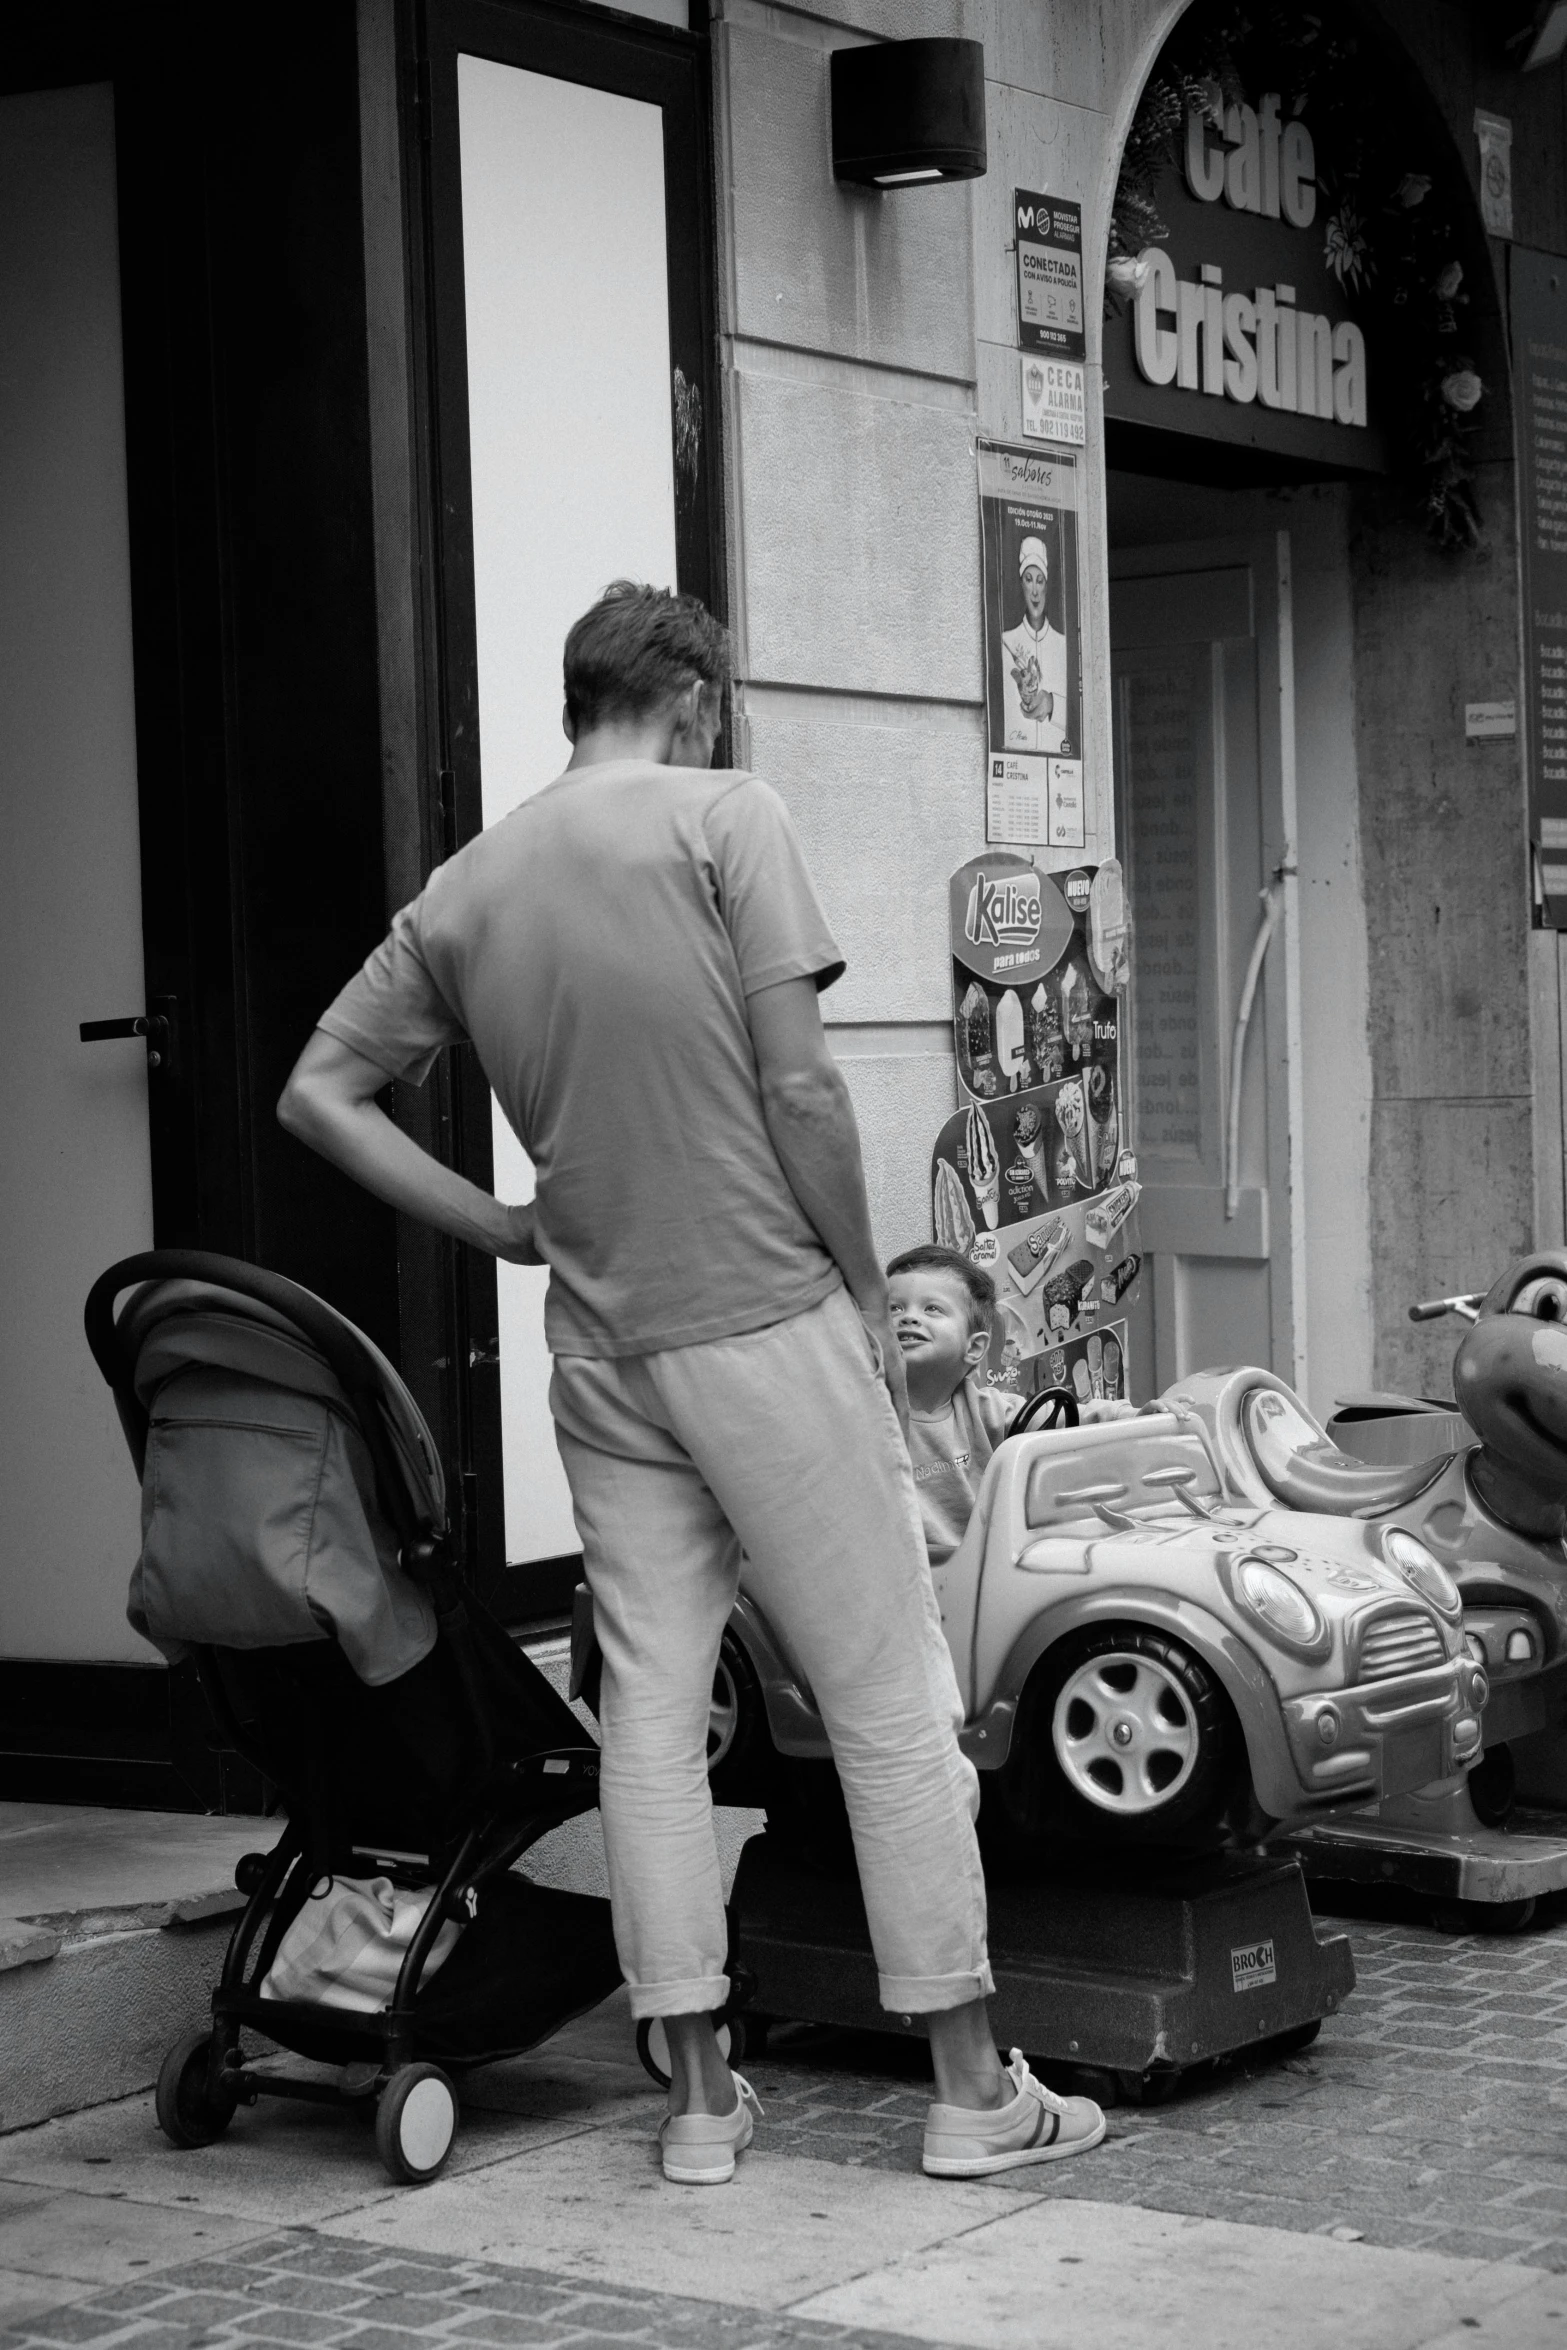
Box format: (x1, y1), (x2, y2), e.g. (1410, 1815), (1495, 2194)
(936, 854), (1141, 1397)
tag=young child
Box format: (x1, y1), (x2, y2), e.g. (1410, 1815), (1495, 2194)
(887, 1245), (1022, 1566)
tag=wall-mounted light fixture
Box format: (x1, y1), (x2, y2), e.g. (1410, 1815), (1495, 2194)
(830, 38), (987, 189)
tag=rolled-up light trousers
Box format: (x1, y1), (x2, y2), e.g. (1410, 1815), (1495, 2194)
(549, 1284), (994, 2022)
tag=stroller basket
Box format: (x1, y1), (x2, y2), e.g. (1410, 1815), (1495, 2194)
(86, 1249), (621, 2184)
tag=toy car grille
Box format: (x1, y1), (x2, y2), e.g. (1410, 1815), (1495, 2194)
(1357, 1609), (1446, 1682)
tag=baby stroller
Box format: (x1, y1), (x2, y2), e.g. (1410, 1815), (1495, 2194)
(85, 1250), (623, 2185)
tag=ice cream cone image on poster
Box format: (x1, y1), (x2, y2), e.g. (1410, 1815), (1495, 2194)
(1102, 1333), (1122, 1401)
(964, 1105), (1001, 1229)
(1072, 1359), (1092, 1413)
(994, 989), (1027, 1090)
(933, 1159), (975, 1253)
(1054, 1077), (1092, 1190)
(1086, 1331), (1104, 1400)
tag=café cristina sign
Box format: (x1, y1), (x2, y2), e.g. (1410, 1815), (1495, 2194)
(1106, 86), (1382, 469)
(1133, 92), (1366, 428)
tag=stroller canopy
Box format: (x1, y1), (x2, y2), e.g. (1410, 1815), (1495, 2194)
(89, 1256), (447, 1687)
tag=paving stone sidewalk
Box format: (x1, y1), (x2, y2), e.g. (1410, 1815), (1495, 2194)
(0, 2234), (945, 2350)
(724, 1902), (1567, 2269)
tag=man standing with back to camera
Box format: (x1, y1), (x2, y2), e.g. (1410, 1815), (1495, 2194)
(280, 581), (1104, 2186)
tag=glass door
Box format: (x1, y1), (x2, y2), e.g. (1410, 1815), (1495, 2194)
(1111, 536), (1305, 1398)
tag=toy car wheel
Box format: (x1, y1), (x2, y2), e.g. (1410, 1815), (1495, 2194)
(1000, 1625), (1241, 1847)
(155, 2030), (238, 2149)
(708, 1630), (772, 1802)
(375, 2063), (458, 2184)
(1466, 1743), (1516, 1829)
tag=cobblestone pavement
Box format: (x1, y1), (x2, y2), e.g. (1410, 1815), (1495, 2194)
(4, 1894), (1567, 2350)
(0, 2233), (942, 2350)
(723, 1896), (1567, 2269)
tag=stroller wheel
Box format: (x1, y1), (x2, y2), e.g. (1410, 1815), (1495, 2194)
(636, 2017), (733, 2089)
(156, 2031), (238, 2149)
(376, 2063), (459, 2184)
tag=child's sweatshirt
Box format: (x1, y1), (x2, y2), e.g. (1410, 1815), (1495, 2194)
(906, 1375), (1022, 1564)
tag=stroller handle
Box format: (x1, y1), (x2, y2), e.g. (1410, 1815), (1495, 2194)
(84, 1249), (449, 1575)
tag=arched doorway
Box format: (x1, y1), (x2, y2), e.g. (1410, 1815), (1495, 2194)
(1100, 0), (1526, 1415)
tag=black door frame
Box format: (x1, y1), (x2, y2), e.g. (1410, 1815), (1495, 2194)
(0, 12), (254, 1809)
(1, 1), (396, 1809)
(404, 0), (726, 1626)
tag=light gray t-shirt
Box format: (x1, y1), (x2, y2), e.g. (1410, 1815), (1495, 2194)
(318, 761), (845, 1358)
(907, 1378), (1022, 1564)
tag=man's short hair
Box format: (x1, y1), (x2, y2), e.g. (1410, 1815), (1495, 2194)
(562, 581), (730, 733)
(887, 1244), (996, 1337)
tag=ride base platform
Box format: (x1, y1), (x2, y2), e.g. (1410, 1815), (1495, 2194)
(728, 1833), (1354, 2090)
(1282, 1806), (1567, 1921)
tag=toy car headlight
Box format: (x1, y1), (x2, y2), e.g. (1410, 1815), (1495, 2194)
(1234, 1557), (1325, 1653)
(1381, 1527), (1461, 1618)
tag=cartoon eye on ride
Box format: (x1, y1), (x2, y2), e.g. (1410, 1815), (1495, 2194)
(1509, 1273), (1567, 1322)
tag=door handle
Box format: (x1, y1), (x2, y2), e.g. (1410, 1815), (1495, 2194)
(80, 995), (178, 1073)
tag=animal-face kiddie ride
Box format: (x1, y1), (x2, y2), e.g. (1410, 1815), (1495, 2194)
(1163, 1250), (1567, 1927)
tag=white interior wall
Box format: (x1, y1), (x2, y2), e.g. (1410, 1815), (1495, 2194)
(456, 53), (678, 1561)
(0, 84), (155, 1660)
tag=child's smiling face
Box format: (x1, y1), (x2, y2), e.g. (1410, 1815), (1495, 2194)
(889, 1267), (991, 1403)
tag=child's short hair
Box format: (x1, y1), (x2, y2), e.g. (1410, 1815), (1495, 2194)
(886, 1245), (996, 1338)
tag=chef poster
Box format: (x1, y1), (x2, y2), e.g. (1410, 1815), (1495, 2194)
(979, 440), (1084, 851)
(935, 852), (1140, 1400)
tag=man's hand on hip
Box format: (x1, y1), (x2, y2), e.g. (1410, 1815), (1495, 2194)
(495, 1201), (546, 1265)
(279, 1030), (547, 1266)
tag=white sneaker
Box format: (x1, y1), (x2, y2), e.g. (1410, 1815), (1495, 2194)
(922, 2048), (1106, 2178)
(658, 2071), (764, 2185)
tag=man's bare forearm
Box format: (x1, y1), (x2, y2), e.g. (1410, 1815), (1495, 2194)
(759, 1063), (887, 1314)
(278, 1032), (541, 1263)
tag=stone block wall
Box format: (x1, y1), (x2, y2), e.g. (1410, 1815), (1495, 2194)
(711, 0), (1179, 1264)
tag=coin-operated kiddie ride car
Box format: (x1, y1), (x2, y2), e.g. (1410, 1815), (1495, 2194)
(589, 1403), (1478, 2102)
(1164, 1251), (1567, 1930)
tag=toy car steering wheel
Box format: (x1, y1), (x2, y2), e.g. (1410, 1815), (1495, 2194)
(1012, 1385), (1079, 1434)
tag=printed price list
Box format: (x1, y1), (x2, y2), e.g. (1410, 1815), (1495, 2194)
(1126, 661), (1202, 1154)
(1511, 249), (1567, 907)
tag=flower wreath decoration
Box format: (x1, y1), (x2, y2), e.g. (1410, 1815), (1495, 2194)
(1108, 4), (1487, 552)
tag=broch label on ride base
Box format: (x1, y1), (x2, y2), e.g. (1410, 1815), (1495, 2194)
(1231, 1938), (1278, 1991)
